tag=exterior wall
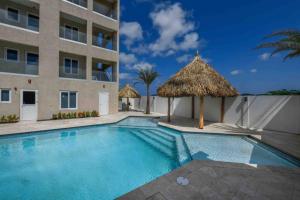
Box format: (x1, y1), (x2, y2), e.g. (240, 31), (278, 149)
(130, 96), (300, 134)
(0, 0), (119, 120)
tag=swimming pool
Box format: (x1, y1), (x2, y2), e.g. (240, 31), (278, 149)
(0, 117), (299, 200)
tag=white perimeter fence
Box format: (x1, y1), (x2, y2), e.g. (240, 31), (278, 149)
(122, 96), (300, 134)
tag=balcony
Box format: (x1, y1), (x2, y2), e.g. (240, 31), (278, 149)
(0, 0), (39, 32)
(92, 24), (117, 51)
(59, 52), (86, 80)
(92, 58), (116, 82)
(59, 13), (87, 44)
(0, 41), (38, 75)
(65, 0), (87, 8)
(93, 0), (118, 20)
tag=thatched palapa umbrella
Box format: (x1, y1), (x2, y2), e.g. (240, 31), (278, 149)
(157, 53), (238, 129)
(119, 84), (141, 111)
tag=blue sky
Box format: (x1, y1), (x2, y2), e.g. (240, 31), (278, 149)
(119, 0), (300, 95)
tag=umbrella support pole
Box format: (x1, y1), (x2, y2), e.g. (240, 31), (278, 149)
(168, 97), (171, 122)
(199, 96), (204, 129)
(220, 97), (225, 123)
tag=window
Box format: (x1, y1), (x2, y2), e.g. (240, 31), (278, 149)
(60, 91), (78, 109)
(64, 25), (79, 41)
(26, 52), (39, 66)
(23, 91), (35, 105)
(27, 14), (39, 31)
(0, 89), (11, 103)
(6, 7), (19, 22)
(5, 48), (19, 62)
(64, 58), (79, 74)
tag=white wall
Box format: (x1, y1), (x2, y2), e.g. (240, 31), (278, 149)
(128, 95), (300, 134)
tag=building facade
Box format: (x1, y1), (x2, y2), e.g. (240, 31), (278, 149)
(0, 0), (119, 121)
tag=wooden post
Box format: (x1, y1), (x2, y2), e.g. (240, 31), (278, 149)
(220, 97), (225, 123)
(199, 96), (204, 129)
(127, 97), (129, 111)
(167, 97), (171, 122)
(191, 96), (195, 119)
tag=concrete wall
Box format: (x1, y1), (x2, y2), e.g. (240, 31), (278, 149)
(130, 95), (300, 134)
(0, 0), (119, 120)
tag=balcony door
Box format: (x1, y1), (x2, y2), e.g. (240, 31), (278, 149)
(99, 91), (109, 116)
(20, 90), (38, 121)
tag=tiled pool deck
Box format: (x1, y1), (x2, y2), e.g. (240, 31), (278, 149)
(118, 160), (300, 200)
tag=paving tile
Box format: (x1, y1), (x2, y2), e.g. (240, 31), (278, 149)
(117, 189), (146, 200)
(146, 192), (167, 200)
(140, 177), (171, 197)
(164, 165), (192, 182)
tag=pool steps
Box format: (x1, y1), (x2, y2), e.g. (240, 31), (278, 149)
(129, 128), (192, 165)
(130, 130), (176, 159)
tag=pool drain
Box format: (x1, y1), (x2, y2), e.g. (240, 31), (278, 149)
(176, 176), (189, 186)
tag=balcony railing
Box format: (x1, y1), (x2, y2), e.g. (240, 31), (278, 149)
(0, 58), (38, 75)
(59, 26), (87, 44)
(92, 71), (114, 82)
(0, 8), (39, 32)
(93, 1), (117, 20)
(65, 0), (87, 8)
(92, 35), (116, 51)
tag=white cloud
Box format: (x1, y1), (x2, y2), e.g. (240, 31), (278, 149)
(231, 70), (241, 75)
(176, 53), (210, 64)
(149, 3), (200, 56)
(132, 62), (154, 70)
(259, 53), (271, 61)
(119, 73), (133, 80)
(250, 68), (257, 73)
(179, 32), (200, 50)
(176, 54), (193, 63)
(120, 52), (137, 67)
(120, 22), (143, 48)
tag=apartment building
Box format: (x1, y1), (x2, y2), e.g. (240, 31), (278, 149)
(0, 0), (119, 121)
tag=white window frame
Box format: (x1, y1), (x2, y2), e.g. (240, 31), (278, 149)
(6, 7), (20, 22)
(25, 51), (39, 66)
(4, 47), (19, 62)
(0, 89), (12, 103)
(26, 12), (39, 30)
(64, 24), (80, 41)
(63, 57), (79, 74)
(59, 91), (78, 110)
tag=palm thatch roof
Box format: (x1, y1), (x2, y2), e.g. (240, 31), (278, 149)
(157, 54), (238, 97)
(119, 84), (141, 98)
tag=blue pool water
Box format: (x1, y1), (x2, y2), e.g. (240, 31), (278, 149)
(0, 117), (299, 200)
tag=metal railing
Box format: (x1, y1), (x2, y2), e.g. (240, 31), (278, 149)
(92, 70), (114, 82)
(0, 58), (38, 75)
(59, 26), (87, 44)
(65, 0), (87, 8)
(93, 1), (117, 20)
(0, 7), (39, 32)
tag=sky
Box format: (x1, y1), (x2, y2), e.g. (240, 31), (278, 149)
(119, 0), (300, 95)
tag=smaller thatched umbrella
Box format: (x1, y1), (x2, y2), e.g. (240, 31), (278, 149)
(157, 53), (238, 129)
(119, 84), (141, 111)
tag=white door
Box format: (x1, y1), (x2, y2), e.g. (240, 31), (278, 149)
(99, 92), (109, 116)
(21, 90), (38, 121)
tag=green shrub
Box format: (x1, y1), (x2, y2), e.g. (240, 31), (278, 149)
(85, 111), (91, 118)
(1, 115), (7, 123)
(52, 114), (58, 120)
(58, 112), (62, 119)
(0, 115), (19, 123)
(91, 110), (99, 117)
